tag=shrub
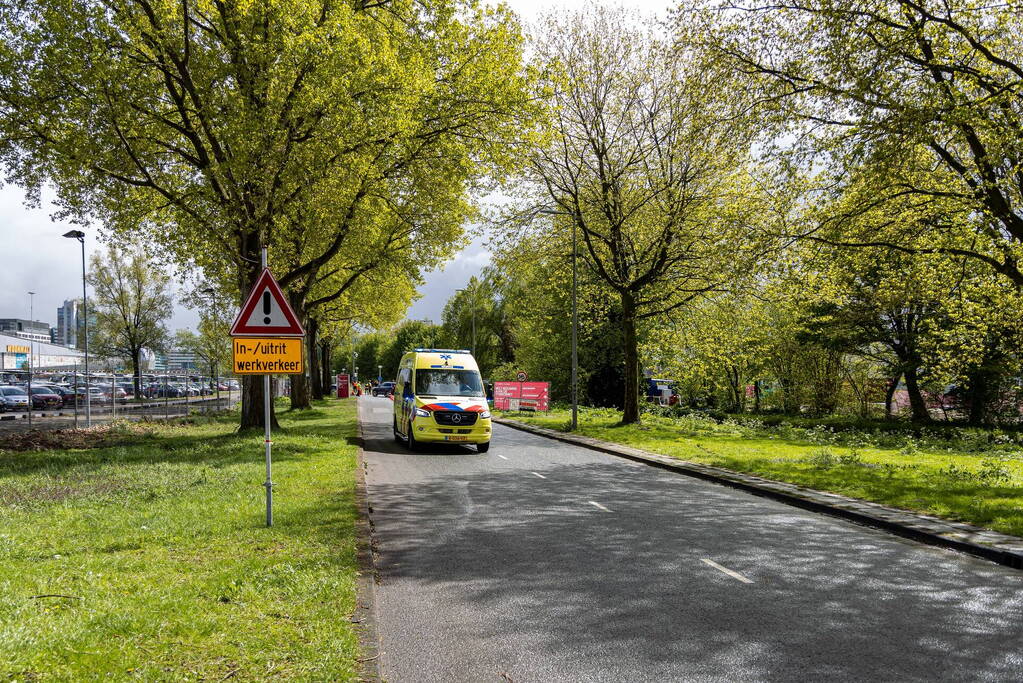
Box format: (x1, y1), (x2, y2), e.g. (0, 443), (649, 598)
(808, 448), (837, 469)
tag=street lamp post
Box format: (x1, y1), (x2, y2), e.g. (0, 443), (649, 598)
(27, 290), (35, 371)
(539, 208), (578, 431)
(63, 230), (90, 427)
(201, 287), (221, 407)
(27, 290), (35, 429)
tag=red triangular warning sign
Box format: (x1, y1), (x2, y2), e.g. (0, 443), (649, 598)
(230, 268), (305, 337)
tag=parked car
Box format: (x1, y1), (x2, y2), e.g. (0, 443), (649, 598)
(89, 386), (111, 404)
(41, 384), (77, 407)
(372, 381), (396, 397)
(151, 383), (186, 398)
(94, 384), (127, 403)
(0, 385), (30, 412)
(28, 386), (63, 410)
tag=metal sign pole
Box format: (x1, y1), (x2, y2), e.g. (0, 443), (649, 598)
(262, 247), (273, 528)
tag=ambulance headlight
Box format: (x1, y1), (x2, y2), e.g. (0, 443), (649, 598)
(414, 407), (431, 418)
(480, 410), (491, 419)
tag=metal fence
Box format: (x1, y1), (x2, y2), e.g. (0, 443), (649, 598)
(0, 364), (241, 430)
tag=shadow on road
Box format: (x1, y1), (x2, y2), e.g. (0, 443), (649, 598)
(361, 412), (1023, 681)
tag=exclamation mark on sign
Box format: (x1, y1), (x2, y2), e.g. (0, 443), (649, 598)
(263, 292), (271, 325)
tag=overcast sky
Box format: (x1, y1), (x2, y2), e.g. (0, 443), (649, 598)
(0, 0), (670, 335)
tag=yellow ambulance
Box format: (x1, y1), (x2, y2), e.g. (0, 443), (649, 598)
(392, 348), (492, 452)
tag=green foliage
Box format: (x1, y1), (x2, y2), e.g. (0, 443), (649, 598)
(87, 243), (171, 390)
(0, 0), (536, 426)
(713, 1), (1023, 284)
(175, 286), (233, 379)
(374, 320), (445, 380)
(439, 269), (514, 379)
(508, 6), (775, 422)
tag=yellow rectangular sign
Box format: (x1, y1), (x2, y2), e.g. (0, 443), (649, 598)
(233, 338), (304, 375)
(6, 345), (29, 354)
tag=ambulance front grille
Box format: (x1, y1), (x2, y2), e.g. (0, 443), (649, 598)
(433, 411), (478, 426)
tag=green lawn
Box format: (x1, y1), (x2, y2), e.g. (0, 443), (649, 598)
(0, 399), (362, 680)
(499, 407), (1023, 538)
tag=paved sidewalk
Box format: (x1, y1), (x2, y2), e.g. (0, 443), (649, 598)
(496, 417), (1023, 571)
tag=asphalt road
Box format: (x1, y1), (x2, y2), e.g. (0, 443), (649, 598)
(359, 396), (1023, 682)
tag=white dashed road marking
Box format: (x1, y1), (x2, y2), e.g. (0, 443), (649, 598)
(497, 454), (508, 460)
(701, 558), (753, 584)
(531, 472), (547, 479)
(588, 501), (611, 512)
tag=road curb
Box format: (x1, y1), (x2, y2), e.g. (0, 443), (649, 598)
(495, 417), (1023, 572)
(353, 399), (383, 682)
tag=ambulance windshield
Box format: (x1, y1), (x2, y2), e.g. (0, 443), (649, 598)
(415, 369), (485, 398)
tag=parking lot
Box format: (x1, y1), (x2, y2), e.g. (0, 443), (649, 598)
(0, 369), (243, 431)
(0, 392), (240, 431)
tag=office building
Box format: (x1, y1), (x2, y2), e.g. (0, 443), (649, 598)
(0, 319), (52, 343)
(166, 350), (197, 371)
(55, 299), (80, 348)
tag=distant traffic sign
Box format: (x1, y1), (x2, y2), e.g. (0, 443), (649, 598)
(230, 268), (305, 337)
(233, 338), (304, 374)
(516, 370), (528, 382)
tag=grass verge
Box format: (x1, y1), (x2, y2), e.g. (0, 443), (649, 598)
(498, 406), (1023, 538)
(0, 398), (361, 680)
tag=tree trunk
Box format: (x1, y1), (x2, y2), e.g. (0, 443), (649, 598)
(289, 293), (312, 409)
(727, 366), (742, 413)
(131, 347), (142, 399)
(241, 374), (280, 431)
(884, 372), (900, 420)
(779, 377), (796, 415)
(320, 342), (332, 396)
(620, 291), (640, 424)
(966, 364), (996, 426)
(753, 380), (761, 413)
(290, 361), (312, 409)
(309, 319), (323, 401)
(903, 366), (931, 423)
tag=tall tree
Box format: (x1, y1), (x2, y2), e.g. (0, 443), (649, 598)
(520, 8), (764, 422)
(0, 0), (534, 429)
(440, 270), (515, 379)
(88, 244), (171, 397)
(377, 321), (445, 379)
(711, 1), (1023, 288)
(175, 290), (232, 394)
